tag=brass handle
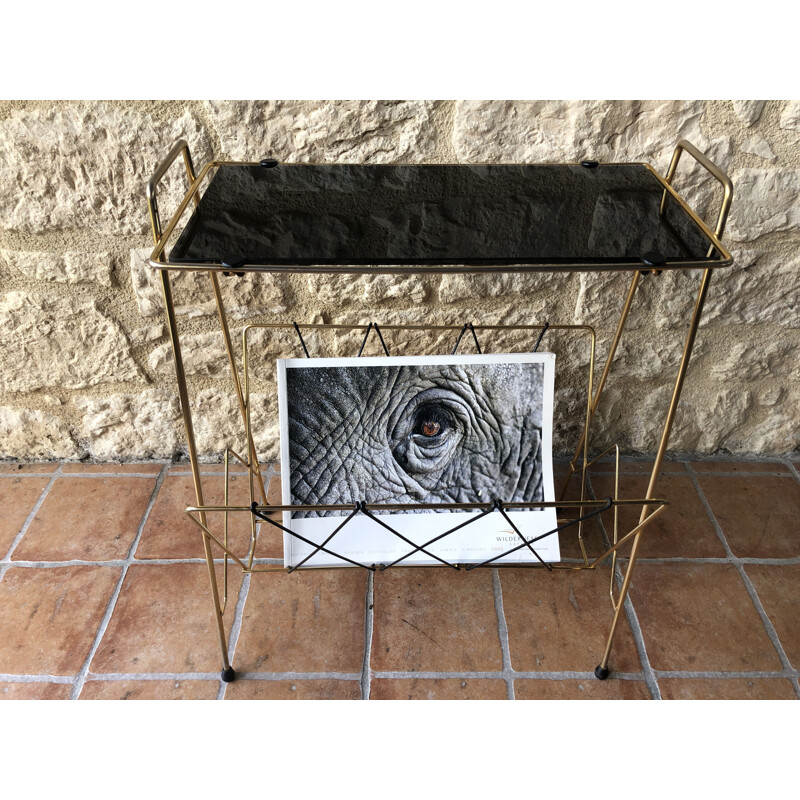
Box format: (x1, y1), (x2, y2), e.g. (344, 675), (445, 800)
(663, 139), (734, 240)
(146, 138), (197, 246)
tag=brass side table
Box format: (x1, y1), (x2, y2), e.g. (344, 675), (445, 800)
(145, 139), (733, 682)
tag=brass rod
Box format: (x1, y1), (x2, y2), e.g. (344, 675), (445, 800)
(587, 503), (666, 568)
(599, 528), (644, 670)
(221, 448), (229, 614)
(148, 142), (232, 673)
(243, 322), (592, 333)
(639, 268), (712, 525)
(148, 160), (216, 264)
(562, 271), (641, 496)
(662, 140), (734, 240)
(161, 270), (231, 672)
(185, 512), (250, 571)
(185, 498), (666, 514)
(208, 272), (267, 505)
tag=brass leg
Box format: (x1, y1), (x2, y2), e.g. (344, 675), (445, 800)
(595, 528), (643, 680)
(208, 272), (268, 505)
(559, 271), (641, 501)
(161, 270), (234, 680)
(596, 267), (713, 678)
(640, 268), (713, 507)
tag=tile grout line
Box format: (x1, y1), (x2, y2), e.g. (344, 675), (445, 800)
(216, 462), (274, 699)
(368, 670), (649, 681)
(0, 465), (64, 577)
(5, 557), (290, 568)
(69, 465), (169, 701)
(587, 474), (662, 699)
(361, 570), (375, 700)
(491, 569), (515, 700)
(218, 573), (252, 699)
(619, 577), (662, 700)
(0, 674), (75, 684)
(685, 463), (800, 699)
(589, 469), (793, 478)
(4, 668), (794, 684)
(783, 458), (800, 485)
(653, 669), (800, 680)
(6, 554), (800, 569)
(0, 473), (165, 480)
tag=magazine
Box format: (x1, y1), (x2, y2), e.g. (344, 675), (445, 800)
(276, 352), (558, 568)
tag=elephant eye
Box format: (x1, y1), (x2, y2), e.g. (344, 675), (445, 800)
(390, 393), (465, 475)
(421, 419), (440, 437)
(412, 406), (447, 439)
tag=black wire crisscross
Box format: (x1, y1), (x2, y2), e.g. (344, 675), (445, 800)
(357, 503), (460, 569)
(464, 497), (613, 570)
(292, 321), (310, 358)
(532, 321), (550, 353)
(451, 322), (482, 355)
(491, 498), (550, 570)
(250, 502), (376, 571)
(357, 322), (390, 356)
(252, 497), (614, 572)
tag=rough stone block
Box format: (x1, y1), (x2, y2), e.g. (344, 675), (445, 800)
(1, 249), (113, 286)
(742, 387), (799, 453)
(710, 340), (798, 381)
(76, 389), (182, 460)
(130, 248), (290, 318)
(149, 332), (229, 378)
(192, 388), (277, 461)
(739, 135), (775, 161)
(148, 324), (303, 381)
(0, 406), (81, 460)
(779, 100), (800, 131)
(692, 388), (754, 452)
(0, 292), (144, 393)
(306, 273), (427, 307)
(453, 100), (721, 167)
(0, 103), (213, 235)
(732, 101), (767, 127)
(703, 251), (799, 328)
(129, 323), (166, 346)
(725, 168), (800, 241)
(204, 100), (439, 162)
(438, 272), (555, 306)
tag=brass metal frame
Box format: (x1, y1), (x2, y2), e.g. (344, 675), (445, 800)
(145, 138), (732, 683)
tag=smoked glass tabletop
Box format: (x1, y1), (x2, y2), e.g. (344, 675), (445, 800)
(166, 163), (729, 270)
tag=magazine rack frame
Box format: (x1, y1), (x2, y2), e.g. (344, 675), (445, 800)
(146, 138), (733, 684)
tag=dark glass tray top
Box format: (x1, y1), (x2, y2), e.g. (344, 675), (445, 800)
(168, 163), (723, 268)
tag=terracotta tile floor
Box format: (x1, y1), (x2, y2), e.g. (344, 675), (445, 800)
(0, 457), (798, 700)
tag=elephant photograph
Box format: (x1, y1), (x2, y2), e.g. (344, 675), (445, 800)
(277, 353), (557, 567)
(280, 354), (554, 514)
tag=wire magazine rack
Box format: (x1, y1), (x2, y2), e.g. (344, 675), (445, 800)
(146, 138), (733, 684)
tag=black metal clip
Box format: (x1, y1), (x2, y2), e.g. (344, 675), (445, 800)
(640, 251), (665, 276)
(581, 159), (599, 168)
(221, 254), (246, 277)
(260, 158), (279, 168)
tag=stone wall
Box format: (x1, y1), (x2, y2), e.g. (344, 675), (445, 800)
(0, 100), (797, 462)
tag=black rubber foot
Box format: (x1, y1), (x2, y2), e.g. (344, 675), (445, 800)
(594, 665), (610, 681)
(221, 667), (236, 682)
